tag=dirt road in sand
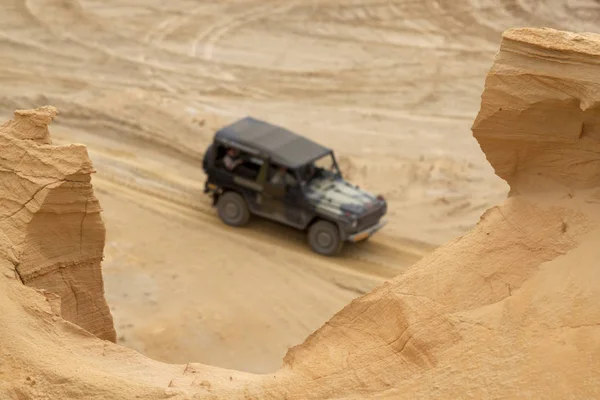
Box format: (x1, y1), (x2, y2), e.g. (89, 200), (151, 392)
(0, 0), (596, 373)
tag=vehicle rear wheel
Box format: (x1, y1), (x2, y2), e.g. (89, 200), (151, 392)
(308, 220), (343, 256)
(217, 191), (250, 227)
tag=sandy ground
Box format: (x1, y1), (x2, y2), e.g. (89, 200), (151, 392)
(0, 0), (597, 374)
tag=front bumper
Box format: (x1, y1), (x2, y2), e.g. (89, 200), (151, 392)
(347, 219), (388, 242)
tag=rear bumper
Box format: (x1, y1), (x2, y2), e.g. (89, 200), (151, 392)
(347, 219), (388, 242)
(203, 182), (220, 206)
(204, 181), (218, 194)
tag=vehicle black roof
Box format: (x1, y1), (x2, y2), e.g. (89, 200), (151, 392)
(214, 117), (331, 168)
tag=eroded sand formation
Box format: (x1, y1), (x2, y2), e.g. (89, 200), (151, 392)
(1, 27), (599, 399)
(0, 106), (115, 343)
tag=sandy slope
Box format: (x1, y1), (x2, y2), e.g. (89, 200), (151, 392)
(0, 0), (597, 373)
(1, 27), (599, 399)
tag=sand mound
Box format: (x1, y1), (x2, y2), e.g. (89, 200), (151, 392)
(1, 27), (600, 399)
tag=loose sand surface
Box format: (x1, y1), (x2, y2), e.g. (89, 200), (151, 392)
(0, 0), (597, 373)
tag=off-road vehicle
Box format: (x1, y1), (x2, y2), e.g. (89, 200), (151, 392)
(202, 117), (387, 256)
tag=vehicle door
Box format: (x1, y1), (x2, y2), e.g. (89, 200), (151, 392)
(231, 154), (266, 212)
(212, 143), (265, 211)
(259, 162), (309, 228)
(282, 173), (312, 228)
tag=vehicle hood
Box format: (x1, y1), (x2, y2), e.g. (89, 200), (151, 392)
(304, 177), (381, 216)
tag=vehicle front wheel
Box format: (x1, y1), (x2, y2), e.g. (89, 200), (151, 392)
(308, 220), (343, 256)
(217, 191), (250, 227)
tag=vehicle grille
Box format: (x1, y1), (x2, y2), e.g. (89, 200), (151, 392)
(356, 204), (385, 231)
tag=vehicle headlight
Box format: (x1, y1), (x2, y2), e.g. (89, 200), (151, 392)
(344, 211), (358, 228)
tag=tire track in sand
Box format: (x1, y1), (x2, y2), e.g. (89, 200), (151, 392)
(189, 1), (301, 60)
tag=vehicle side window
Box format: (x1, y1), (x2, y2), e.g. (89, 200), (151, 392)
(214, 144), (262, 181)
(267, 162), (297, 186)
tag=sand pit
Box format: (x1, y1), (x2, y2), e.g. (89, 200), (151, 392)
(1, 0), (515, 371)
(1, 0), (596, 374)
(4, 0), (595, 371)
(1, 25), (599, 399)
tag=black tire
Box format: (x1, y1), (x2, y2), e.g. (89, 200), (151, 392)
(308, 220), (343, 256)
(217, 191), (250, 227)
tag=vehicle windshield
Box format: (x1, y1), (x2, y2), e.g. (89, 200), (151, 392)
(301, 152), (340, 184)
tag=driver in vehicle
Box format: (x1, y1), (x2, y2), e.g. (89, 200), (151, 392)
(224, 147), (244, 171)
(299, 164), (317, 185)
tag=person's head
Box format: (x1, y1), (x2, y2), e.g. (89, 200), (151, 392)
(279, 166), (287, 173)
(227, 148), (238, 156)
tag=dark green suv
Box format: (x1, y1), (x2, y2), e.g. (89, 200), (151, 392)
(202, 117), (387, 256)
